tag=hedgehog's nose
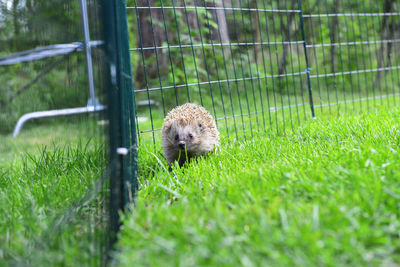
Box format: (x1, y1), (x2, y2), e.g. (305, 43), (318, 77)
(178, 141), (186, 149)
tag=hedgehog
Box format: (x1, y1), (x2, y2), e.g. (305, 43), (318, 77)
(161, 103), (220, 167)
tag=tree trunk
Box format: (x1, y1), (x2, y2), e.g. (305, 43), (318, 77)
(206, 0), (229, 44)
(330, 0), (339, 74)
(12, 0), (20, 50)
(278, 0), (297, 78)
(12, 0), (20, 35)
(376, 0), (392, 84)
(135, 0), (167, 84)
(26, 0), (34, 38)
(251, 0), (261, 60)
(203, 0), (230, 58)
(386, 16), (394, 64)
(186, 0), (199, 33)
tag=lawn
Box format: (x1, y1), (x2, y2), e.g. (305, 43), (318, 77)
(1, 101), (399, 266)
(117, 106), (400, 266)
(0, 119), (108, 266)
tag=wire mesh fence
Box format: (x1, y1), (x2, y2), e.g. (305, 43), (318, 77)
(1, 0), (399, 265)
(0, 0), (109, 265)
(127, 0), (400, 145)
(304, 0), (400, 113)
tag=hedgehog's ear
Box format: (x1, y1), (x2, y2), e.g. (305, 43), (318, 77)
(198, 123), (203, 132)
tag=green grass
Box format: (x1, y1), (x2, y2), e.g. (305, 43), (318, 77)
(0, 119), (108, 266)
(1, 96), (399, 266)
(117, 107), (400, 266)
(2, 126), (75, 167)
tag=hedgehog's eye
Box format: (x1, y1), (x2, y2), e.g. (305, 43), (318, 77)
(175, 134), (179, 140)
(188, 133), (193, 139)
(198, 123), (203, 131)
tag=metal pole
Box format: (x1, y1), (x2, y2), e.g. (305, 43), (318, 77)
(79, 0), (98, 107)
(101, 0), (138, 253)
(12, 105), (105, 137)
(297, 0), (316, 118)
(115, 0), (138, 207)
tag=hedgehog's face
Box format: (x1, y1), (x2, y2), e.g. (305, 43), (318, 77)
(165, 122), (203, 153)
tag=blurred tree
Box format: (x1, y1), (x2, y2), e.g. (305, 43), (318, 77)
(376, 0), (396, 84)
(134, 0), (167, 83)
(330, 0), (339, 74)
(134, 0), (230, 85)
(206, 0), (229, 44)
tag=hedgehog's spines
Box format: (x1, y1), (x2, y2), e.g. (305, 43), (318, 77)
(161, 103), (220, 166)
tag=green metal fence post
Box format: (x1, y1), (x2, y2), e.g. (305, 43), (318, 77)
(297, 0), (316, 119)
(101, 0), (138, 251)
(114, 0), (138, 208)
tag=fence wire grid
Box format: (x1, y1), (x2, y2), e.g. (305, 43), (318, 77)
(1, 0), (399, 265)
(0, 0), (110, 265)
(126, 0), (400, 144)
